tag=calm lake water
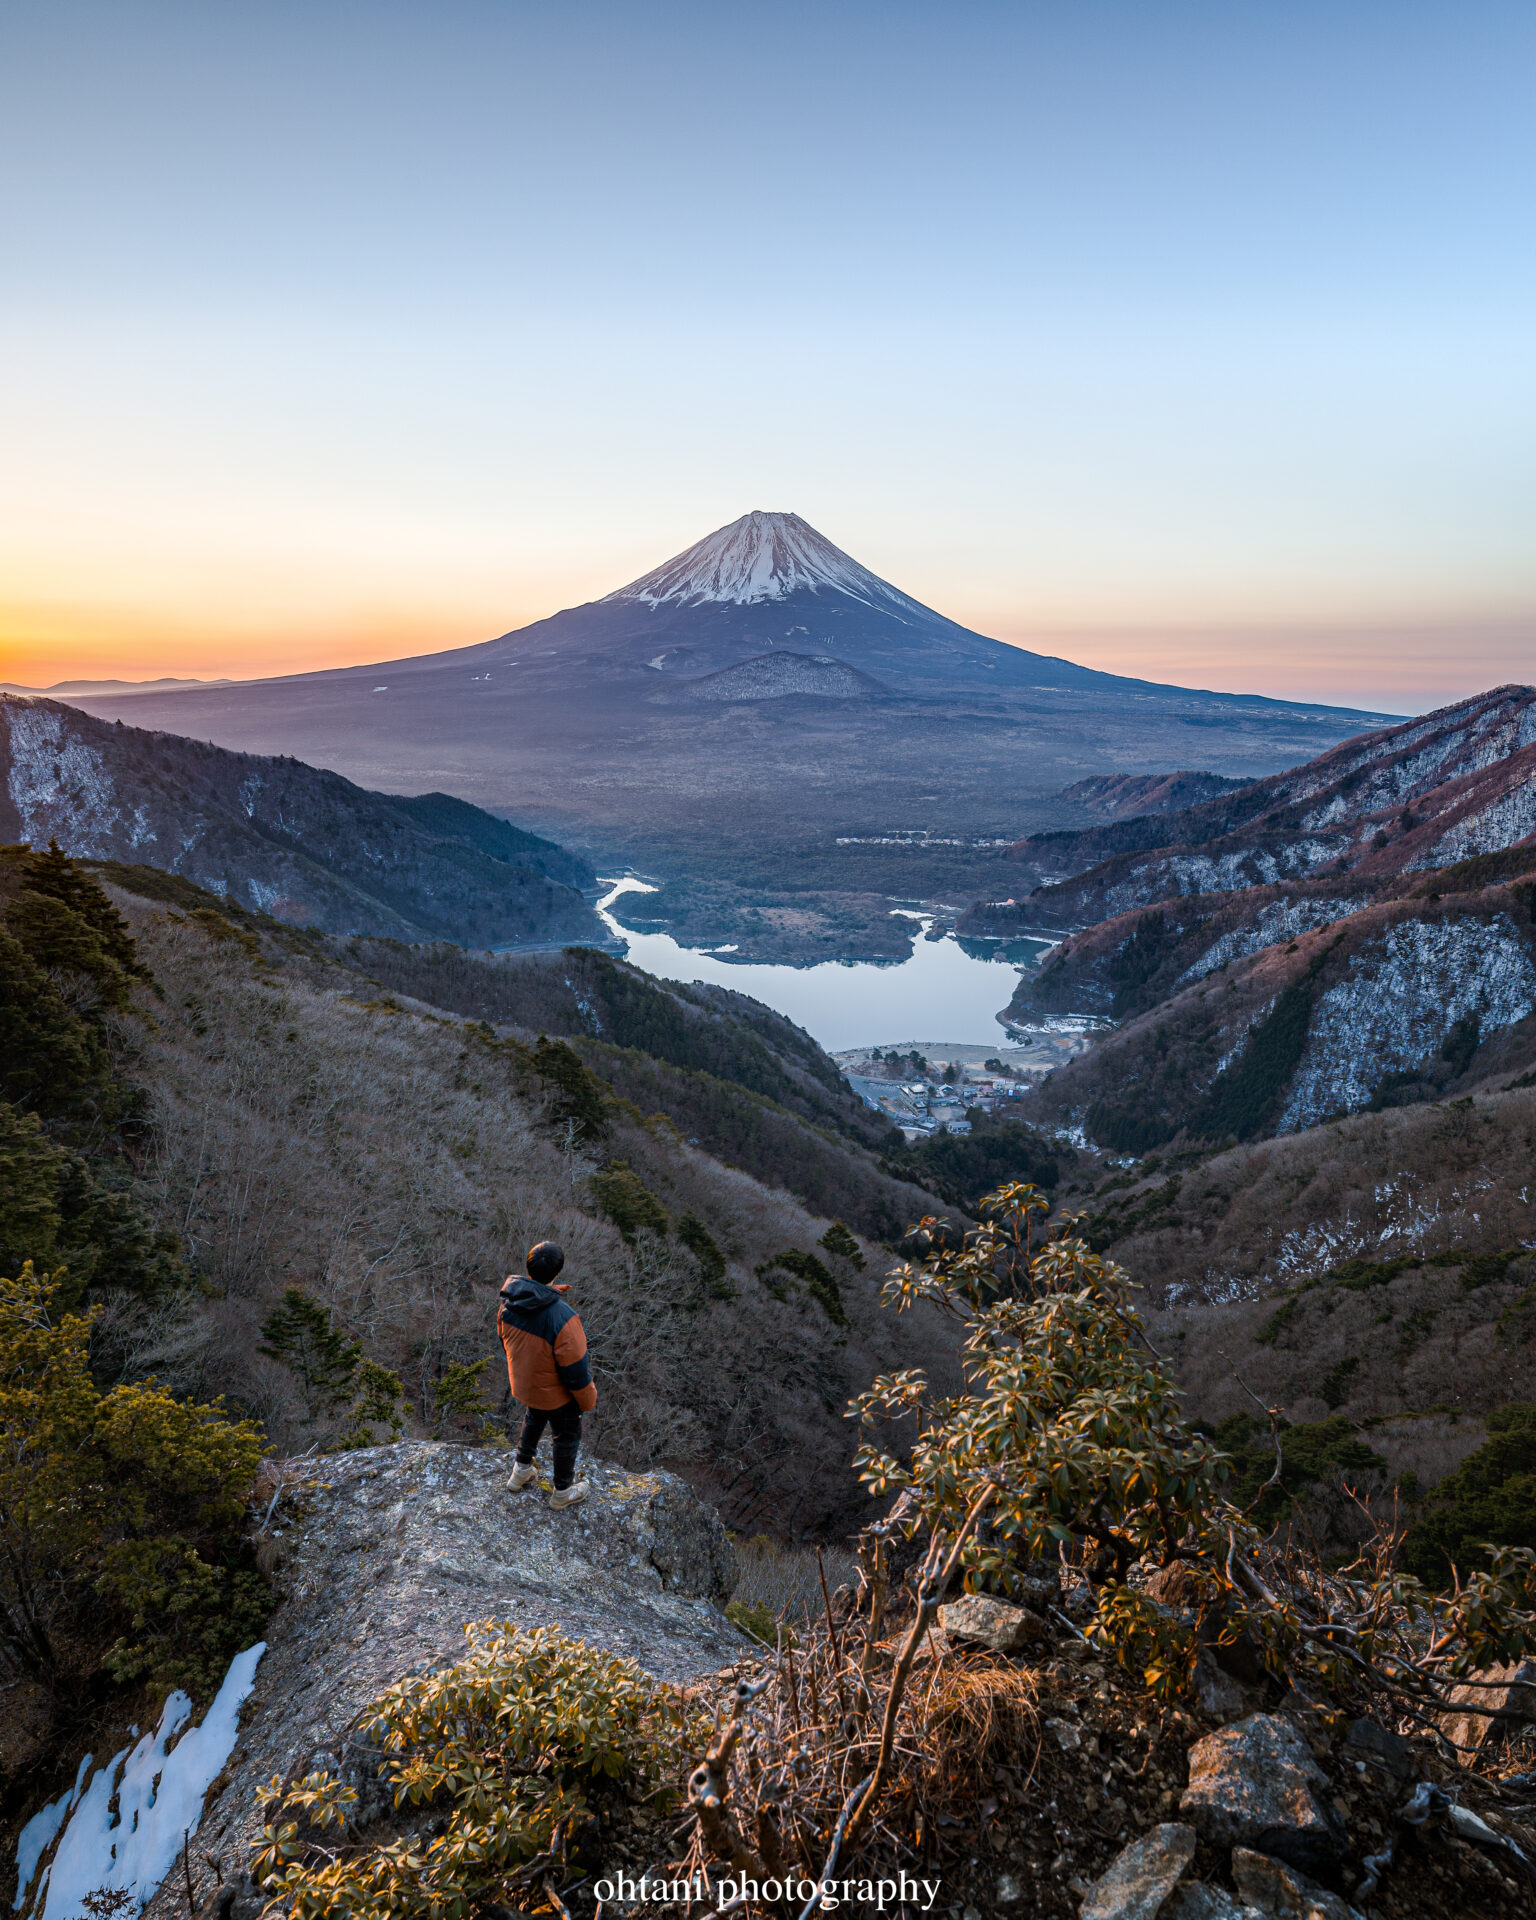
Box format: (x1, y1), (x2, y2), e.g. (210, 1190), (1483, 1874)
(596, 879), (1051, 1053)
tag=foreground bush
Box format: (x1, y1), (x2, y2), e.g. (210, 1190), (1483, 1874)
(0, 1262), (266, 1703)
(679, 1185), (1536, 1903)
(255, 1623), (700, 1920)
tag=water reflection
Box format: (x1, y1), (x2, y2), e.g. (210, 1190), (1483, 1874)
(595, 878), (1051, 1053)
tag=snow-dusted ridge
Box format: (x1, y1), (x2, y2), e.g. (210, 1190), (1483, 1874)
(606, 510), (934, 618)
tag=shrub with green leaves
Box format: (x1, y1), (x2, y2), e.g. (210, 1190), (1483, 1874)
(0, 843), (145, 1127)
(819, 1219), (866, 1271)
(254, 1623), (701, 1920)
(260, 1289), (412, 1445)
(430, 1357), (492, 1439)
(1206, 1412), (1387, 1525)
(856, 1184), (1536, 1706)
(678, 1210), (732, 1297)
(1403, 1403), (1536, 1582)
(755, 1248), (846, 1325)
(0, 1097), (190, 1304)
(260, 1289), (364, 1418)
(333, 1359), (410, 1450)
(589, 1160), (670, 1242)
(531, 1034), (611, 1142)
(0, 1262), (266, 1703)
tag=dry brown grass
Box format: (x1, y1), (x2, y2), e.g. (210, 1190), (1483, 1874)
(917, 1656), (1041, 1795)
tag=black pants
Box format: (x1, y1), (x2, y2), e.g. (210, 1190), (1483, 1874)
(515, 1403), (582, 1489)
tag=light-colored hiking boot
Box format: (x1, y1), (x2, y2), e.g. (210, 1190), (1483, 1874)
(507, 1461), (538, 1491)
(548, 1479), (590, 1511)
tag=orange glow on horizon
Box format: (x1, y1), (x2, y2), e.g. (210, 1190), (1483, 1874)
(3, 585), (1531, 715)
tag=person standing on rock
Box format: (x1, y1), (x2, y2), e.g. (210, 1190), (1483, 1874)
(498, 1241), (596, 1510)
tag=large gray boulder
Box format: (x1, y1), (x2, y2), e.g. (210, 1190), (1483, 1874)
(1179, 1715), (1345, 1876)
(147, 1442), (747, 1919)
(1079, 1824), (1197, 1920)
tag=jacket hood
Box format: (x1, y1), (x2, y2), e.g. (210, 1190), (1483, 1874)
(499, 1275), (561, 1315)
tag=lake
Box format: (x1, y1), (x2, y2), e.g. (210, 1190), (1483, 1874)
(596, 878), (1052, 1053)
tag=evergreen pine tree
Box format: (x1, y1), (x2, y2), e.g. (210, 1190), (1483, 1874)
(819, 1220), (866, 1271)
(259, 1289), (362, 1416)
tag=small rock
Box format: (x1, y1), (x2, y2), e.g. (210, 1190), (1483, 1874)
(1231, 1847), (1361, 1920)
(1341, 1717), (1412, 1786)
(1078, 1823), (1196, 1920)
(938, 1594), (1047, 1652)
(995, 1871), (1024, 1905)
(1180, 1715), (1345, 1876)
(1048, 1716), (1083, 1751)
(1193, 1648), (1251, 1721)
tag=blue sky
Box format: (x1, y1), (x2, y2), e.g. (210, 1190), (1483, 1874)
(1, 0), (1532, 709)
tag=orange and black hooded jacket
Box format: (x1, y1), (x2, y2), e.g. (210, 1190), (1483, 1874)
(497, 1276), (597, 1412)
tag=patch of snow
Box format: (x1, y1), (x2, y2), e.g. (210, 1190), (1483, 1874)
(1208, 996), (1277, 1079)
(1180, 899), (1358, 985)
(14, 1759), (90, 1910)
(607, 510), (934, 619)
(24, 1644), (264, 1920)
(244, 878), (284, 915)
(1415, 775), (1536, 868)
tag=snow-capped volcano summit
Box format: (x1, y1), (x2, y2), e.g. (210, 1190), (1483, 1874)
(607, 510), (930, 619)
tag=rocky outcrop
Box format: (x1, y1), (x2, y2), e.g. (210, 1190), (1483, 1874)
(145, 1442), (746, 1918)
(1230, 1847), (1360, 1920)
(1436, 1657), (1536, 1758)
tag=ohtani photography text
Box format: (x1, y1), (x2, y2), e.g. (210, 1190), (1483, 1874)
(591, 1870), (944, 1911)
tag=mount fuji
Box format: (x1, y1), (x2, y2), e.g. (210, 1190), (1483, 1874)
(62, 512), (1399, 948)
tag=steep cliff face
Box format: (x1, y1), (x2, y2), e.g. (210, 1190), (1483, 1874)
(0, 696), (604, 947)
(1025, 883), (1536, 1149)
(1002, 882), (1372, 1023)
(1279, 913), (1536, 1131)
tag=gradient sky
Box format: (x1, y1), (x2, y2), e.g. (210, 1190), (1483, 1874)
(2, 1), (1532, 712)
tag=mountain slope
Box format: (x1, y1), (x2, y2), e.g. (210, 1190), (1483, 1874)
(0, 694), (606, 947)
(1053, 769), (1252, 819)
(973, 685), (1536, 926)
(1021, 870), (1536, 1150)
(970, 685), (1536, 1153)
(60, 515), (1398, 939)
